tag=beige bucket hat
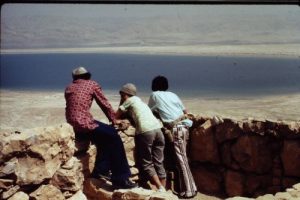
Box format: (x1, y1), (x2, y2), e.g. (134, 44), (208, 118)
(120, 83), (137, 96)
(72, 66), (89, 76)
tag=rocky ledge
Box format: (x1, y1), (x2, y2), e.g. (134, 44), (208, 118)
(0, 116), (299, 200)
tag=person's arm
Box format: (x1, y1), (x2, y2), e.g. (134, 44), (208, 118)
(148, 94), (157, 111)
(93, 84), (116, 124)
(148, 94), (162, 120)
(116, 97), (132, 119)
(115, 98), (133, 126)
(115, 109), (123, 120)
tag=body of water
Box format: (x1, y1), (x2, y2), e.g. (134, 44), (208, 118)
(1, 53), (300, 97)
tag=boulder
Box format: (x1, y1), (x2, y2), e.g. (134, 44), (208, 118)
(231, 135), (272, 174)
(76, 144), (97, 178)
(282, 177), (300, 189)
(51, 156), (84, 192)
(221, 142), (240, 170)
(7, 191), (29, 200)
(29, 184), (65, 200)
(243, 120), (265, 135)
(113, 187), (153, 200)
(255, 194), (275, 200)
(226, 197), (254, 200)
(274, 192), (292, 200)
(277, 122), (300, 139)
(1, 185), (20, 199)
(215, 119), (241, 143)
(83, 178), (113, 200)
(286, 188), (300, 198)
(192, 166), (223, 196)
(0, 158), (17, 177)
(281, 140), (300, 177)
(112, 187), (178, 200)
(190, 120), (220, 164)
(0, 179), (14, 190)
(245, 175), (272, 196)
(225, 170), (245, 197)
(0, 124), (75, 185)
(66, 190), (87, 200)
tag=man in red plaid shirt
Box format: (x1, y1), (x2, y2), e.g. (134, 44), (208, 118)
(65, 66), (136, 189)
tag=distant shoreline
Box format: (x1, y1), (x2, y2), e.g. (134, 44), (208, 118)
(1, 44), (300, 58)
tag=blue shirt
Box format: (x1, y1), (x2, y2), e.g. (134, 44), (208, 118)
(148, 91), (193, 127)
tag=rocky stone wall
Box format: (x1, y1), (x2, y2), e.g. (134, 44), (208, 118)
(0, 124), (87, 200)
(1, 117), (299, 200)
(0, 122), (178, 200)
(189, 117), (300, 198)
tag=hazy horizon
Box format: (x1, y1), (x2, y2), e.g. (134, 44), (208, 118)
(1, 4), (300, 51)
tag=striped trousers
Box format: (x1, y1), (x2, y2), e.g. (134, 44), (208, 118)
(165, 124), (197, 198)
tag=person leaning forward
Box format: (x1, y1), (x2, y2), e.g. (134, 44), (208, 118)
(115, 83), (167, 192)
(148, 75), (197, 198)
(64, 66), (137, 189)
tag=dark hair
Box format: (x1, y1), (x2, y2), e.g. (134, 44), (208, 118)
(152, 75), (168, 91)
(72, 72), (91, 81)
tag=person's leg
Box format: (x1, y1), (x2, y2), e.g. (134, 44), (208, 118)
(152, 129), (167, 188)
(135, 131), (163, 190)
(161, 128), (177, 191)
(172, 125), (197, 197)
(91, 121), (131, 183)
(91, 143), (111, 178)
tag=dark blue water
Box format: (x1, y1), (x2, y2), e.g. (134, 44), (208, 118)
(1, 53), (300, 97)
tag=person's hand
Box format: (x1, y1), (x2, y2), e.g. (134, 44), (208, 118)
(114, 119), (130, 131)
(115, 119), (122, 125)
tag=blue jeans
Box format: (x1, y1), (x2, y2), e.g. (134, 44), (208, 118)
(90, 121), (131, 183)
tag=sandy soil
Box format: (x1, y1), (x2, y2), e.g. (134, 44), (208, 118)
(1, 89), (299, 132)
(183, 93), (300, 122)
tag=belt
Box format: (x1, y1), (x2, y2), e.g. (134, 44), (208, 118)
(163, 114), (188, 129)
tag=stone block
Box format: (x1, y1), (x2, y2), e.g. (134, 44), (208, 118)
(266, 186), (282, 195)
(225, 170), (245, 197)
(192, 166), (223, 196)
(30, 184), (65, 200)
(274, 192), (292, 200)
(7, 191), (29, 200)
(282, 177), (300, 189)
(0, 124), (75, 185)
(243, 120), (265, 135)
(83, 178), (113, 200)
(1, 185), (20, 199)
(190, 120), (220, 164)
(226, 197), (254, 200)
(281, 140), (300, 177)
(221, 142), (240, 170)
(245, 175), (272, 195)
(0, 179), (14, 190)
(255, 194), (275, 200)
(277, 122), (300, 139)
(66, 190), (87, 200)
(0, 158), (17, 177)
(231, 135), (273, 174)
(293, 183), (300, 191)
(286, 188), (300, 198)
(51, 156), (84, 192)
(215, 120), (241, 143)
(112, 187), (178, 200)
